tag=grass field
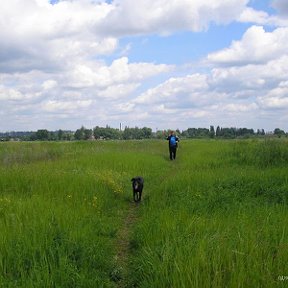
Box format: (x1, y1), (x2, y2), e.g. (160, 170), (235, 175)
(0, 139), (288, 287)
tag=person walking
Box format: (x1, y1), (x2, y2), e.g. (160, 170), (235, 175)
(167, 131), (179, 160)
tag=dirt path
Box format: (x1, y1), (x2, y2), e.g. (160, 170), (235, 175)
(112, 164), (174, 287)
(112, 200), (140, 287)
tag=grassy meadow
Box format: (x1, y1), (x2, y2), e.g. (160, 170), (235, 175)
(0, 139), (288, 287)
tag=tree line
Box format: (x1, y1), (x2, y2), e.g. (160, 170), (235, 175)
(0, 125), (287, 141)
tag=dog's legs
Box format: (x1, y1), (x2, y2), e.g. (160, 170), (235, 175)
(134, 191), (141, 202)
(133, 191), (138, 202)
(133, 191), (137, 202)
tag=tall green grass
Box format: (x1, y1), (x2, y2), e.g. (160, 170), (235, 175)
(0, 139), (288, 287)
(128, 139), (288, 287)
(1, 143), (112, 287)
(0, 140), (168, 287)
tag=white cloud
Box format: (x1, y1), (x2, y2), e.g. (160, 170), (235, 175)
(207, 26), (288, 65)
(0, 0), (251, 74)
(101, 0), (249, 35)
(238, 7), (271, 24)
(238, 7), (288, 26)
(1, 0), (288, 131)
(42, 80), (58, 90)
(41, 99), (92, 112)
(114, 102), (135, 113)
(257, 81), (288, 109)
(0, 55), (172, 130)
(0, 0), (116, 72)
(134, 74), (208, 105)
(258, 97), (288, 109)
(222, 103), (258, 113)
(127, 42), (288, 129)
(98, 83), (140, 99)
(0, 86), (24, 101)
(64, 57), (172, 89)
(209, 55), (288, 93)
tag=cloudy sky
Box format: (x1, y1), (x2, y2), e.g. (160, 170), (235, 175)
(1, 0), (288, 132)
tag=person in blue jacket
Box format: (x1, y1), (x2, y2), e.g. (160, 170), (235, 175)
(166, 131), (179, 160)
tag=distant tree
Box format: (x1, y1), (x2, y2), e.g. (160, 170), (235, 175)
(136, 128), (142, 139)
(183, 127), (213, 138)
(274, 128), (285, 138)
(155, 130), (166, 139)
(84, 128), (92, 140)
(35, 129), (49, 140)
(63, 132), (73, 141)
(122, 127), (133, 140)
(142, 127), (152, 139)
(257, 129), (265, 136)
(93, 126), (104, 139)
(133, 127), (143, 139)
(197, 128), (210, 137)
(122, 127), (152, 140)
(180, 130), (189, 138)
(209, 125), (215, 138)
(74, 126), (92, 140)
(74, 126), (85, 140)
(216, 126), (221, 137)
(236, 128), (254, 137)
(6, 125), (282, 142)
(93, 126), (121, 139)
(220, 128), (234, 138)
(57, 129), (64, 140)
(187, 128), (197, 138)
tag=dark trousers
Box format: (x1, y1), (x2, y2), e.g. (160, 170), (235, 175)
(169, 146), (177, 160)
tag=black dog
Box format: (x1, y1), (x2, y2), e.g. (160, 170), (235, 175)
(131, 177), (144, 202)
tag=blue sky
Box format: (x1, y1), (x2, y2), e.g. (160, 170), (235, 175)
(0, 0), (288, 132)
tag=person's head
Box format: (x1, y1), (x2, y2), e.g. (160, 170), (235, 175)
(170, 130), (174, 135)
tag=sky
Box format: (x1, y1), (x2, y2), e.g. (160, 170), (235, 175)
(1, 0), (288, 132)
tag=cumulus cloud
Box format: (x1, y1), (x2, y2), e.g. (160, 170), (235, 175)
(63, 57), (173, 90)
(0, 86), (24, 101)
(238, 7), (288, 26)
(101, 0), (249, 35)
(41, 99), (92, 112)
(0, 55), (173, 131)
(222, 103), (258, 113)
(98, 83), (140, 99)
(215, 55), (288, 84)
(238, 7), (271, 24)
(134, 74), (209, 106)
(127, 39), (288, 129)
(42, 80), (58, 90)
(1, 0), (288, 131)
(207, 26), (288, 65)
(205, 24), (288, 120)
(237, 0), (288, 27)
(0, 0), (116, 72)
(0, 0), (252, 74)
(257, 81), (288, 109)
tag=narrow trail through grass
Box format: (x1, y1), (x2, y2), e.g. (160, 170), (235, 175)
(113, 156), (179, 287)
(114, 201), (140, 287)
